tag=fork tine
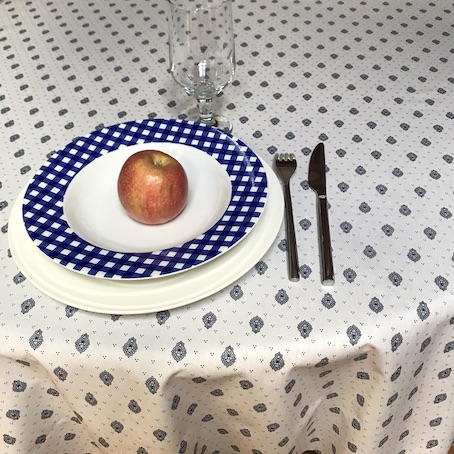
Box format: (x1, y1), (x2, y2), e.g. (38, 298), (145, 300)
(278, 153), (295, 161)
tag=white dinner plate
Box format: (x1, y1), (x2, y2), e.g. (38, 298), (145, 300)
(22, 118), (268, 280)
(9, 162), (284, 314)
(63, 142), (232, 253)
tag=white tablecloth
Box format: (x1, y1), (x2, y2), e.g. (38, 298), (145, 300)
(0, 0), (453, 452)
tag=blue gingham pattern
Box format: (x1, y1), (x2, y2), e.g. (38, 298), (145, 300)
(22, 119), (268, 279)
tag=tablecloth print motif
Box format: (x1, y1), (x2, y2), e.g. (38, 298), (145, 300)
(0, 0), (453, 453)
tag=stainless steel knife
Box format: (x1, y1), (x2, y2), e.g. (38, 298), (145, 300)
(308, 143), (335, 286)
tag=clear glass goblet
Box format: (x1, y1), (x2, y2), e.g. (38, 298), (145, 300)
(167, 0), (236, 132)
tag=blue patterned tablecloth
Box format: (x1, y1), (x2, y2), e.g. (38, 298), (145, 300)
(0, 0), (453, 453)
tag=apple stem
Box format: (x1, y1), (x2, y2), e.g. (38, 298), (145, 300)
(196, 97), (217, 127)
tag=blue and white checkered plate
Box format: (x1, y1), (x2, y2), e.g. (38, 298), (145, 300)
(22, 119), (268, 280)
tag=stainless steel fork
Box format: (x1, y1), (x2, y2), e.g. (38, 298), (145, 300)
(275, 153), (299, 281)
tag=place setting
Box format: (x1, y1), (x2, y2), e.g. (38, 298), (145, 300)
(7, 0), (337, 314)
(6, 0), (288, 314)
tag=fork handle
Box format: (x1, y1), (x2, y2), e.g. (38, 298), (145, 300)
(283, 183), (299, 281)
(316, 196), (335, 286)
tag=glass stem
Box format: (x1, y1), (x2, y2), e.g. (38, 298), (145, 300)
(196, 97), (217, 126)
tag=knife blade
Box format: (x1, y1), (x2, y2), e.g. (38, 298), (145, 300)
(308, 143), (335, 286)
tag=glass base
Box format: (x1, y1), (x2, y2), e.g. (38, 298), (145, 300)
(179, 105), (233, 134)
(198, 114), (233, 134)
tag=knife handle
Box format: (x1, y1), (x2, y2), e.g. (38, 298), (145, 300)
(317, 196), (335, 286)
(283, 183), (299, 281)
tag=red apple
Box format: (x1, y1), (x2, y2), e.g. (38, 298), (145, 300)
(117, 149), (188, 225)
